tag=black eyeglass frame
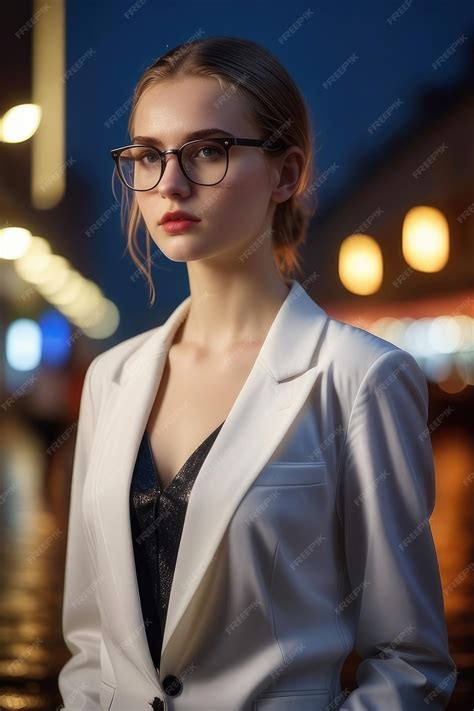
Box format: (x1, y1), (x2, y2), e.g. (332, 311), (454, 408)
(110, 136), (283, 190)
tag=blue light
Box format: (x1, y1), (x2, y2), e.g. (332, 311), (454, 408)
(6, 319), (42, 371)
(39, 310), (72, 366)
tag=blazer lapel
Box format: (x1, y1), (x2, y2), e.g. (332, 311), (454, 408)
(94, 279), (329, 684)
(92, 294), (192, 688)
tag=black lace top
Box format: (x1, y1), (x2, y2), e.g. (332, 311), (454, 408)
(129, 420), (225, 670)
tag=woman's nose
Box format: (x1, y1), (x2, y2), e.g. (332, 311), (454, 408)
(156, 153), (190, 196)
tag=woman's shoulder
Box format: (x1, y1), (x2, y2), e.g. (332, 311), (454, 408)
(319, 313), (426, 405)
(323, 313), (401, 362)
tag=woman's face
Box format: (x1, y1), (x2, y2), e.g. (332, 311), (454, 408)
(131, 75), (292, 265)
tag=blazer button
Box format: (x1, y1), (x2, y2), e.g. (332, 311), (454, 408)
(162, 674), (183, 696)
(149, 698), (164, 710)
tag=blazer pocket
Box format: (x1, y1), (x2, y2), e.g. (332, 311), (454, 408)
(253, 688), (331, 710)
(99, 679), (116, 710)
(255, 462), (326, 487)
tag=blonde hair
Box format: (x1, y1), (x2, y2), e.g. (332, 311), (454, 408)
(113, 36), (319, 305)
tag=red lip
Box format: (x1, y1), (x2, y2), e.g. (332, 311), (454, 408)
(160, 210), (201, 225)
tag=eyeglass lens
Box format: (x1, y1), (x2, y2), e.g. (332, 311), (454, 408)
(118, 140), (228, 189)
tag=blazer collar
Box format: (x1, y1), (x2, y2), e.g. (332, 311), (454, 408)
(122, 278), (328, 385)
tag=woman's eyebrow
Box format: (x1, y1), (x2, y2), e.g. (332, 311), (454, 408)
(132, 128), (235, 145)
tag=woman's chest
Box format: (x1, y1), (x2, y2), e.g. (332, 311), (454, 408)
(145, 345), (262, 490)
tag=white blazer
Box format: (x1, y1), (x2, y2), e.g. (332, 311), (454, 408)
(58, 278), (457, 710)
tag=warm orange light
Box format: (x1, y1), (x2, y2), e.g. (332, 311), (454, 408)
(338, 233), (383, 295)
(402, 206), (449, 272)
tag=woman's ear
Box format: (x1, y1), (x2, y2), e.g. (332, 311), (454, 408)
(270, 146), (305, 204)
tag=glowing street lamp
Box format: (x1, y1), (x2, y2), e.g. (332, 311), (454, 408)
(402, 205), (449, 272)
(0, 103), (42, 143)
(339, 233), (383, 295)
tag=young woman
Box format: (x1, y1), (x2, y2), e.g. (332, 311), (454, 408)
(58, 37), (456, 711)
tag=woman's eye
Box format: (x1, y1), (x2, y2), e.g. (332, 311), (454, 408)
(141, 152), (159, 164)
(132, 150), (159, 165)
(195, 145), (219, 159)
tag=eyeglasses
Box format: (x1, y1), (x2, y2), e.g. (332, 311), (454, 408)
(110, 136), (282, 191)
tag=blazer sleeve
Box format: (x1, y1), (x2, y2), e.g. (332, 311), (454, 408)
(337, 348), (457, 710)
(57, 357), (102, 709)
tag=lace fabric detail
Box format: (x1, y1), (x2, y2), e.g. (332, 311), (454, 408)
(129, 420), (225, 668)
